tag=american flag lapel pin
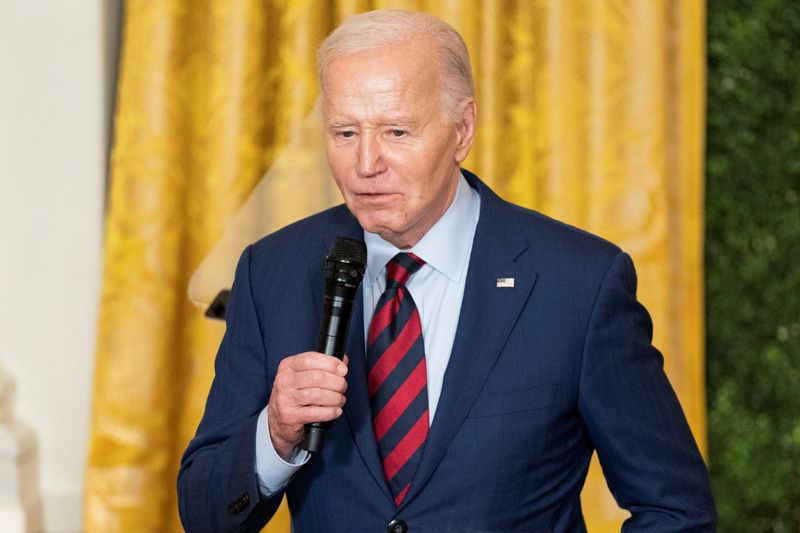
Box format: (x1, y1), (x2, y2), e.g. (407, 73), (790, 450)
(496, 277), (515, 288)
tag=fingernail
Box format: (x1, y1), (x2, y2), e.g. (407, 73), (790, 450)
(336, 407), (343, 416)
(337, 364), (347, 374)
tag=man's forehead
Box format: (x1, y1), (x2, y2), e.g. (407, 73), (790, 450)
(322, 40), (438, 89)
(323, 89), (422, 122)
(322, 55), (439, 120)
(322, 82), (435, 121)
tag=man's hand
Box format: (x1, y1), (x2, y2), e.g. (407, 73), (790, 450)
(267, 352), (348, 460)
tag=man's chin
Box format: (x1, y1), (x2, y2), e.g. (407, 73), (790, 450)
(348, 205), (398, 232)
(357, 218), (397, 237)
(352, 216), (403, 243)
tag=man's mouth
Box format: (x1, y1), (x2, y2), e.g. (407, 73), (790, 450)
(357, 192), (396, 198)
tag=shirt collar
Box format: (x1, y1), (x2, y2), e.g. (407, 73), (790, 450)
(364, 173), (480, 284)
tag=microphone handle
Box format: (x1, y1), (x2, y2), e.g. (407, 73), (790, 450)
(301, 290), (354, 453)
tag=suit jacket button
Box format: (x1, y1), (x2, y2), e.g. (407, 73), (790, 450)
(228, 493), (250, 515)
(387, 518), (407, 533)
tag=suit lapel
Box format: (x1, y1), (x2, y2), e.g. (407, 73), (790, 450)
(400, 174), (538, 508)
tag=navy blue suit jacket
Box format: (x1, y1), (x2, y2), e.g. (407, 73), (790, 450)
(178, 171), (716, 532)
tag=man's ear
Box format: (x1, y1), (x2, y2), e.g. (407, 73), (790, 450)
(454, 98), (477, 164)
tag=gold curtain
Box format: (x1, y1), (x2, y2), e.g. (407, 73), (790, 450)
(85, 1), (705, 531)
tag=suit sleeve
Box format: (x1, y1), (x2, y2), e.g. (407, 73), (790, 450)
(178, 245), (284, 532)
(578, 251), (717, 532)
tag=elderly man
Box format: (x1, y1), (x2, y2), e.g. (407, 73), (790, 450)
(178, 9), (716, 533)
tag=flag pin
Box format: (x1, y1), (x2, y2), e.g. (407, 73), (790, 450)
(496, 277), (515, 288)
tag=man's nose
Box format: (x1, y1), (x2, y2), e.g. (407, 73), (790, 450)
(356, 133), (385, 177)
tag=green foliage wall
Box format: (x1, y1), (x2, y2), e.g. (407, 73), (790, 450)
(706, 1), (800, 531)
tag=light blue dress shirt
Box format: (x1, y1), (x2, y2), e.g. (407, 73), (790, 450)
(255, 175), (481, 496)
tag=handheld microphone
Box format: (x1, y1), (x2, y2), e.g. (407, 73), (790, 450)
(301, 237), (367, 453)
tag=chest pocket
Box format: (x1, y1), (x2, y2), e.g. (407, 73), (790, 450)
(467, 382), (557, 418)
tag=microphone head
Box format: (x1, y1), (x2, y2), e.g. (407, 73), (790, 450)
(325, 237), (367, 288)
(328, 237), (367, 267)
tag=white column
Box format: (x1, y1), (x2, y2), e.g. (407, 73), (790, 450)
(0, 1), (119, 531)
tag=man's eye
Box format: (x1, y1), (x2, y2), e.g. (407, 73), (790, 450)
(337, 131), (355, 138)
(390, 130), (406, 137)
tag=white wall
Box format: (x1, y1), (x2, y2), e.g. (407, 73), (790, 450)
(0, 1), (119, 531)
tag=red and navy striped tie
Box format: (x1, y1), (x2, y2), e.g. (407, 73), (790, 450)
(367, 252), (428, 506)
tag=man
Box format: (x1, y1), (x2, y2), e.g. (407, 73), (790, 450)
(179, 9), (716, 532)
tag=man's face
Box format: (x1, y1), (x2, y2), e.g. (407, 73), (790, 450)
(322, 38), (475, 249)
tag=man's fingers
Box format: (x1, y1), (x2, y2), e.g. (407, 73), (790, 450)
(301, 406), (344, 423)
(291, 387), (347, 408)
(283, 352), (347, 375)
(269, 351), (350, 444)
(273, 404), (344, 426)
(291, 369), (348, 393)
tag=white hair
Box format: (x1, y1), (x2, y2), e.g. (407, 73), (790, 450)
(317, 9), (474, 122)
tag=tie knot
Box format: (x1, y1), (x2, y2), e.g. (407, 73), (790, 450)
(386, 253), (425, 287)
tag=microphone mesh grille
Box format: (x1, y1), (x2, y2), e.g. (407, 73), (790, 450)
(329, 237), (367, 266)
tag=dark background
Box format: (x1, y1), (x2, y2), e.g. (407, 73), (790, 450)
(706, 1), (800, 530)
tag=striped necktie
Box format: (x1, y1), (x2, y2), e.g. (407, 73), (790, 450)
(367, 252), (428, 506)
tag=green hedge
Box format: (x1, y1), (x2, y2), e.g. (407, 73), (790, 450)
(706, 1), (800, 530)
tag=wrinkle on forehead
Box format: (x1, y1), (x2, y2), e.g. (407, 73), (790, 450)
(321, 42), (442, 124)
